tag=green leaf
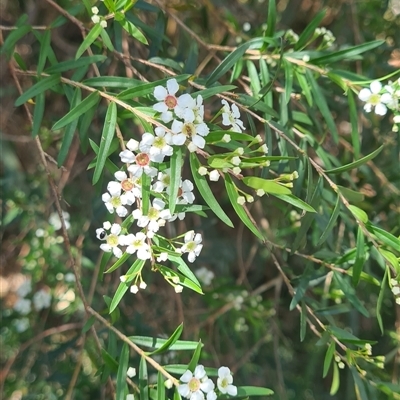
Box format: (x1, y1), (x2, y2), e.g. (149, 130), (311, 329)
(348, 205), (368, 224)
(225, 174), (264, 241)
(168, 254), (202, 289)
(37, 30), (51, 74)
(157, 372), (166, 400)
(317, 195), (341, 246)
(323, 341), (335, 378)
(206, 40), (257, 86)
(300, 300), (307, 342)
(15, 74), (60, 107)
(242, 177), (291, 195)
(45, 55), (107, 73)
(306, 69), (339, 144)
(273, 193), (316, 212)
(295, 69), (313, 106)
(88, 139), (119, 176)
(101, 349), (119, 372)
(367, 224), (400, 251)
(100, 28), (115, 52)
(347, 91), (360, 158)
(93, 101), (117, 185)
(116, 343), (129, 400)
(194, 85), (237, 100)
(283, 59), (294, 104)
(117, 16), (148, 44)
(352, 226), (365, 287)
(109, 259), (145, 313)
(52, 91), (100, 131)
(104, 252), (130, 274)
(75, 23), (103, 60)
(236, 386), (274, 397)
(189, 153), (234, 227)
(1, 24), (31, 58)
(141, 172), (151, 215)
(265, 0), (276, 38)
(187, 342), (203, 373)
(337, 186), (364, 203)
(130, 336), (201, 351)
(82, 315), (96, 333)
(32, 92), (45, 137)
(13, 52), (27, 70)
(169, 146), (182, 215)
(148, 323), (183, 355)
(311, 40), (385, 65)
(349, 366), (368, 400)
(57, 88), (81, 166)
(376, 269), (387, 334)
(325, 145), (384, 174)
(139, 357), (149, 400)
(379, 249), (399, 272)
(330, 361), (340, 395)
(294, 9), (326, 50)
(84, 76), (142, 88)
(290, 272), (310, 310)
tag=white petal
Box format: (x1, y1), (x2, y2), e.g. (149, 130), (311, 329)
(194, 365), (206, 380)
(358, 88), (371, 102)
(192, 135), (205, 149)
(172, 134), (186, 146)
(126, 139), (139, 151)
(154, 86), (168, 101)
(167, 78), (179, 95)
(195, 123), (209, 136)
(120, 150), (135, 164)
(200, 378), (214, 393)
(370, 81), (382, 93)
(178, 384), (190, 398)
(153, 198), (166, 210)
(374, 103), (387, 116)
(182, 179), (194, 191)
(113, 247), (123, 258)
(188, 252), (196, 263)
(111, 223), (121, 235)
(116, 206), (128, 217)
(221, 113), (231, 126)
(227, 385), (237, 396)
(107, 181), (121, 196)
(171, 119), (184, 134)
(102, 192), (111, 202)
(114, 171), (127, 181)
(231, 103), (241, 118)
(153, 102), (168, 113)
(161, 111), (173, 123)
(184, 230), (195, 242)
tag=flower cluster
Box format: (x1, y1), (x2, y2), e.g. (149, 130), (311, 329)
(390, 278), (400, 305)
(91, 5), (107, 27)
(96, 78), (266, 294)
(358, 78), (400, 131)
(178, 365), (237, 400)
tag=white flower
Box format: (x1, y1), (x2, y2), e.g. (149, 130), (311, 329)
(127, 367), (136, 378)
(16, 279), (32, 298)
(153, 78), (180, 123)
(98, 223), (125, 258)
(152, 169), (171, 193)
(100, 20), (107, 28)
(49, 211), (70, 230)
(139, 281), (147, 289)
(157, 252), (169, 262)
(127, 149), (158, 178)
(259, 144), (268, 154)
(33, 289), (51, 311)
(91, 6), (99, 14)
(231, 156), (241, 166)
(120, 139), (140, 163)
(237, 196), (245, 205)
(209, 170), (220, 182)
(232, 167), (241, 175)
(171, 115), (210, 149)
(392, 286), (400, 296)
(91, 15), (100, 24)
(120, 275), (127, 282)
(217, 367), (237, 396)
(257, 189), (265, 197)
(13, 318), (30, 333)
(393, 115), (400, 123)
(13, 298), (31, 315)
(222, 134), (231, 143)
(180, 231), (203, 263)
(102, 188), (130, 217)
(358, 81), (387, 116)
(247, 195), (254, 203)
(198, 166), (208, 176)
(175, 94), (205, 123)
(174, 284), (183, 293)
(130, 285), (139, 294)
(381, 84), (399, 110)
(167, 179), (195, 205)
(126, 395), (135, 400)
(65, 273), (76, 282)
(123, 232), (151, 260)
(132, 198), (172, 236)
(221, 100), (245, 132)
(195, 267), (215, 286)
(110, 171), (141, 200)
(178, 365), (215, 399)
(139, 128), (173, 163)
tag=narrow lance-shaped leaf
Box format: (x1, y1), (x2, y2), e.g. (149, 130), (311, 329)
(376, 268), (387, 334)
(32, 92), (45, 137)
(45, 55), (107, 73)
(1, 24), (31, 58)
(325, 145), (383, 174)
(242, 177), (291, 195)
(157, 372), (166, 400)
(352, 226), (365, 287)
(273, 193), (316, 213)
(52, 91), (100, 131)
(225, 174), (264, 241)
(347, 91), (360, 159)
(294, 9), (326, 50)
(93, 101), (117, 185)
(330, 362), (340, 395)
(169, 146), (182, 215)
(236, 387), (274, 397)
(317, 194), (341, 246)
(189, 153), (233, 227)
(148, 323), (184, 355)
(37, 30), (51, 74)
(139, 357), (149, 400)
(300, 300), (307, 342)
(57, 88), (82, 166)
(116, 343), (129, 400)
(116, 14), (148, 45)
(264, 0), (276, 38)
(323, 341), (335, 378)
(306, 69), (339, 144)
(15, 74), (60, 107)
(75, 24), (103, 60)
(187, 342), (203, 373)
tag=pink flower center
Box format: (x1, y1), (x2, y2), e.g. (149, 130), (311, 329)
(121, 179), (134, 191)
(165, 95), (177, 109)
(136, 153), (150, 166)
